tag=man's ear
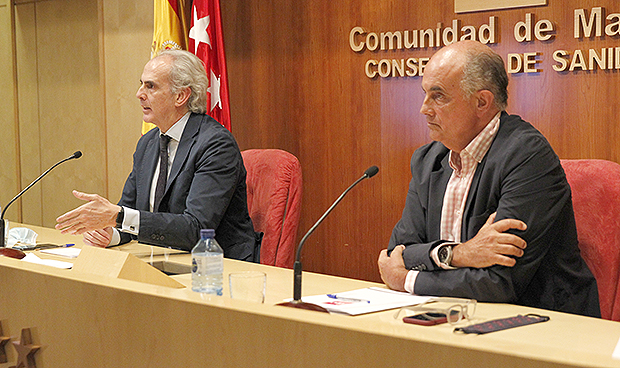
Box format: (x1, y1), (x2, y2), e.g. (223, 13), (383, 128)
(175, 87), (191, 107)
(475, 90), (495, 116)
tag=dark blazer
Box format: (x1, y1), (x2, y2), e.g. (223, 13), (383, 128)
(389, 112), (600, 317)
(118, 113), (256, 261)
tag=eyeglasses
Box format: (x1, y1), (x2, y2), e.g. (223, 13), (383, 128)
(394, 297), (477, 325)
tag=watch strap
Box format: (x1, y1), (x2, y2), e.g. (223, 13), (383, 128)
(115, 206), (125, 229)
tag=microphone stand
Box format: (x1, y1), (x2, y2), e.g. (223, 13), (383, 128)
(1, 151), (82, 249)
(278, 166), (379, 312)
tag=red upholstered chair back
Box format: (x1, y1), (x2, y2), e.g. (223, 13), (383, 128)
(242, 149), (302, 268)
(562, 159), (620, 320)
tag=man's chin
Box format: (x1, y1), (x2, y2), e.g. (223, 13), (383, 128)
(427, 127), (441, 140)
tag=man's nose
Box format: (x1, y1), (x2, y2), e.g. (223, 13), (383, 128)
(420, 96), (432, 116)
(136, 85), (145, 99)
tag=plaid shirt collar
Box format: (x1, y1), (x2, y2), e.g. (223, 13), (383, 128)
(449, 112), (501, 174)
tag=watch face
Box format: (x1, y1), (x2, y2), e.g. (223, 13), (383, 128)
(439, 246), (448, 262)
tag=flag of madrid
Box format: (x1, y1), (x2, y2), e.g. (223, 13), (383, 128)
(188, 0), (231, 131)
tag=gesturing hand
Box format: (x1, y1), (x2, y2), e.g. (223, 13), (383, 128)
(451, 212), (527, 268)
(83, 227), (114, 248)
(55, 190), (121, 235)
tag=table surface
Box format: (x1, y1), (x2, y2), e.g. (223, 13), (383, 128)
(3, 223), (620, 368)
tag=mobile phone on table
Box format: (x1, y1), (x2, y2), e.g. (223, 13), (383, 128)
(403, 312), (448, 326)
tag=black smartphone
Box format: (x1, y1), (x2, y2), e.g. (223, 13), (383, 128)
(403, 312), (448, 326)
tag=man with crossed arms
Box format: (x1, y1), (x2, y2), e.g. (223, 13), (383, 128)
(378, 40), (599, 317)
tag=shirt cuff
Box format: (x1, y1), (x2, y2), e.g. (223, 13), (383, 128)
(110, 228), (121, 246)
(120, 207), (140, 235)
(404, 270), (418, 294)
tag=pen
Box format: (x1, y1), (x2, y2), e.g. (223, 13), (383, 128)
(327, 294), (370, 303)
(34, 243), (75, 250)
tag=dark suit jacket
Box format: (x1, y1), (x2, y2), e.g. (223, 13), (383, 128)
(117, 113), (256, 261)
(389, 112), (600, 317)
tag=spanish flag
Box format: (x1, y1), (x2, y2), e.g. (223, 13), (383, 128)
(143, 0), (190, 135)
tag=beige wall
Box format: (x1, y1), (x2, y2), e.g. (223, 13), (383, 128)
(0, 0), (19, 221)
(100, 0), (154, 202)
(1, 0), (152, 228)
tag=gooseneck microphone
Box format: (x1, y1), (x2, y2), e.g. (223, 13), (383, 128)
(278, 165), (379, 312)
(1, 151), (83, 249)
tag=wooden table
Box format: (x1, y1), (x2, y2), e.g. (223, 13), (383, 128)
(1, 224), (619, 367)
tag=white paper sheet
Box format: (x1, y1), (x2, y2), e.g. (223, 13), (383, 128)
(613, 335), (620, 360)
(22, 252), (73, 269)
(297, 287), (432, 315)
(40, 247), (81, 258)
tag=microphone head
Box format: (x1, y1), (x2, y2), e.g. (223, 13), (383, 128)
(364, 165), (379, 178)
(73, 151), (83, 159)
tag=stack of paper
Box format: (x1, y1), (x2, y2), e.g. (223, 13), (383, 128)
(22, 253), (73, 269)
(40, 247), (81, 258)
(299, 287), (432, 315)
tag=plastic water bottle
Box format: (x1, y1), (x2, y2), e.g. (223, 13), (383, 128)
(191, 229), (223, 295)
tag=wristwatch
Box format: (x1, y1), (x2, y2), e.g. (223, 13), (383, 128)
(115, 206), (125, 229)
(437, 244), (454, 269)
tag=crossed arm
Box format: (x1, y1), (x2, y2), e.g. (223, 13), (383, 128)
(378, 128), (569, 301)
(378, 212), (527, 291)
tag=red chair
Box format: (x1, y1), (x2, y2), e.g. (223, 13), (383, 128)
(562, 159), (620, 320)
(242, 149), (302, 268)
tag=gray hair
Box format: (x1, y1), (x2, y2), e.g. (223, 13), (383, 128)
(460, 48), (508, 111)
(155, 49), (208, 114)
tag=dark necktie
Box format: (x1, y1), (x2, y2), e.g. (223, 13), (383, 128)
(154, 134), (171, 212)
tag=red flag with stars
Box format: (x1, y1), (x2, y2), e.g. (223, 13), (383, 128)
(188, 0), (232, 131)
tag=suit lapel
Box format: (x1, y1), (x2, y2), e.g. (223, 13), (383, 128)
(139, 132), (160, 210)
(166, 113), (200, 192)
(462, 113), (505, 238)
(429, 155), (451, 240)
(462, 156), (485, 238)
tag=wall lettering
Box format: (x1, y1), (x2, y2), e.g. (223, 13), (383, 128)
(350, 7), (620, 78)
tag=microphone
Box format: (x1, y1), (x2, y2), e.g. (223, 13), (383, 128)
(1, 151), (83, 248)
(278, 165), (379, 312)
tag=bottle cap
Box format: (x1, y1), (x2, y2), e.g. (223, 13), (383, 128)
(200, 229), (215, 238)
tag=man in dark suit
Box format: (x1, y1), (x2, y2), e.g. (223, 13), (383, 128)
(56, 50), (256, 260)
(378, 40), (600, 317)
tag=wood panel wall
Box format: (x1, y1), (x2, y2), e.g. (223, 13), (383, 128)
(0, 0), (19, 223)
(14, 0), (107, 227)
(223, 0), (620, 283)
(2, 0), (618, 284)
(1, 0), (149, 229)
